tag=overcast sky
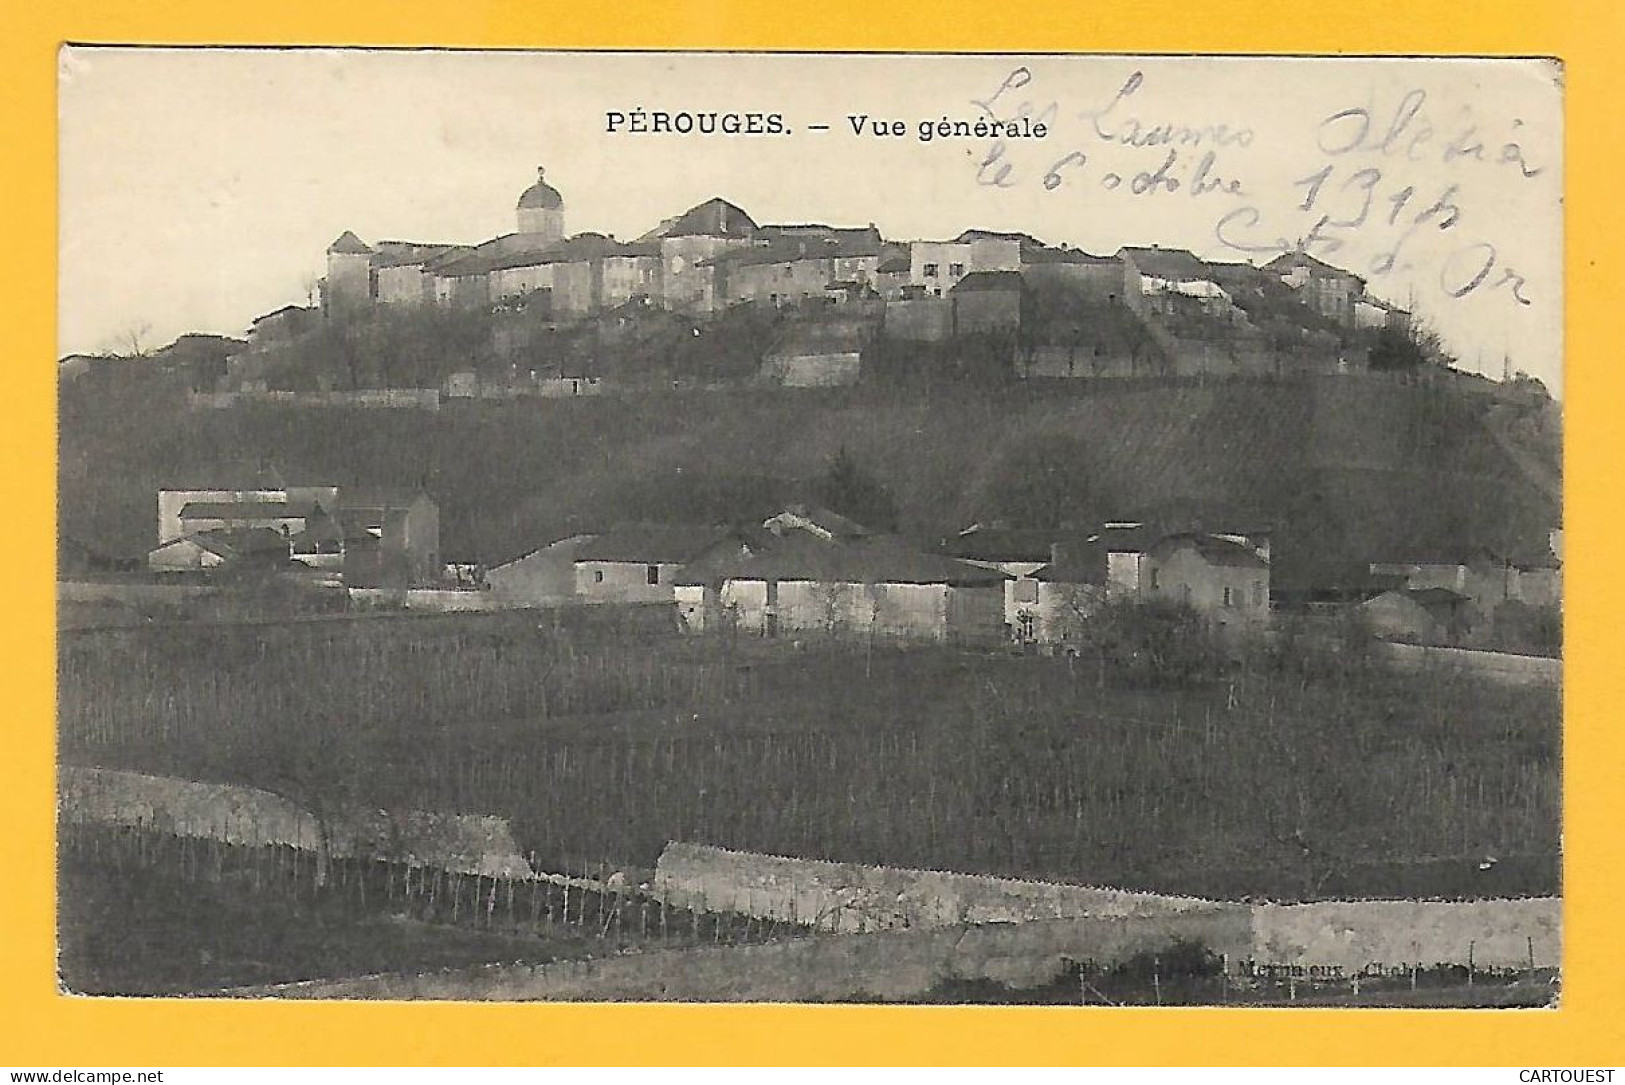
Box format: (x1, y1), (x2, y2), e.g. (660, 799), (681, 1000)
(59, 49), (1563, 392)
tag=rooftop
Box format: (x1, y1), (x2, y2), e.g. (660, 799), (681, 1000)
(675, 530), (1007, 587)
(645, 197), (758, 240)
(1148, 532), (1270, 569)
(572, 523), (739, 565)
(1118, 246), (1213, 282)
(949, 269), (1026, 293)
(327, 230), (373, 256)
(1264, 251), (1365, 282)
(178, 500), (311, 520)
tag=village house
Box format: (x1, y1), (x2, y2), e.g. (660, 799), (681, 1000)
(1140, 532), (1271, 632)
(908, 230), (1032, 296)
(336, 487), (441, 589)
(1369, 543), (1561, 618)
(431, 250), (496, 309)
(874, 253), (912, 299)
(1020, 246), (1136, 306)
(1265, 251), (1367, 325)
(673, 507), (1007, 642)
(711, 245), (844, 307)
(650, 198), (760, 314)
(759, 318), (870, 387)
(171, 498), (314, 542)
(948, 270), (1027, 335)
(939, 525), (1070, 638)
(155, 464), (331, 545)
(1117, 246), (1237, 319)
(483, 534), (598, 605)
(487, 233), (607, 315)
(147, 526), (297, 575)
(373, 242), (471, 306)
(598, 240), (665, 310)
(572, 524), (744, 603)
(711, 226), (887, 307)
(1361, 586), (1474, 645)
(1025, 540), (1111, 647)
(1094, 521), (1272, 633)
(247, 304), (320, 345)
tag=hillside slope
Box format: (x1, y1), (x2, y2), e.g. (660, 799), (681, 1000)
(58, 374), (1560, 587)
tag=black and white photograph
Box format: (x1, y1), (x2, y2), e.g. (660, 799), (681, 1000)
(56, 48), (1563, 1005)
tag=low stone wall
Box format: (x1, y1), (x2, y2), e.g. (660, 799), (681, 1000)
(1249, 898), (1561, 973)
(190, 389), (441, 410)
(221, 909), (1253, 1002)
(59, 580), (218, 605)
(346, 588), (519, 613)
(1384, 642), (1562, 687)
(654, 842), (1226, 932)
(59, 766), (532, 877)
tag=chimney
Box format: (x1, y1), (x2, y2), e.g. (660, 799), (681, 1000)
(1050, 540), (1072, 567)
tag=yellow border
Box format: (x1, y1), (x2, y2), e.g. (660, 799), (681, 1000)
(6, 0), (1622, 1066)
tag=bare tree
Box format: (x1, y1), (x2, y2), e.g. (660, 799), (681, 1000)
(111, 320), (153, 359)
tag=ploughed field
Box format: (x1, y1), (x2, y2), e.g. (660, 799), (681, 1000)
(57, 612), (1560, 902)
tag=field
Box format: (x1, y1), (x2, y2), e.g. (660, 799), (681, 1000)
(58, 611), (1561, 902)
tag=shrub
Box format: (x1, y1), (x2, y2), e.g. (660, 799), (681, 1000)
(1087, 598), (1223, 687)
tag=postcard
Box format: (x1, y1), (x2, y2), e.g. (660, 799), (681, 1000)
(54, 47), (1563, 1015)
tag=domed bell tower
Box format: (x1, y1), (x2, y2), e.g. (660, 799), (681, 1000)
(516, 166), (565, 244)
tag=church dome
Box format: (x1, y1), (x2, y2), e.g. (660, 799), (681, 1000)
(517, 167), (563, 211)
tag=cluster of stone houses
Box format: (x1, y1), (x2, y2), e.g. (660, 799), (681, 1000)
(1358, 538), (1564, 644)
(146, 465), (441, 590)
(127, 458), (1561, 648)
(481, 506), (1279, 647)
(297, 167), (1408, 341)
(475, 501), (1561, 649)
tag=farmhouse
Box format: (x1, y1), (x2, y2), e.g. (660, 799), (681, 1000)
(1362, 586), (1473, 645)
(1095, 521), (1272, 632)
(334, 488), (441, 589)
(156, 462), (312, 545)
(484, 534), (597, 605)
(1025, 541), (1111, 647)
(674, 508), (1007, 642)
(147, 527), (294, 574)
(1369, 547), (1515, 616)
(940, 525), (1067, 635)
(572, 524), (745, 603)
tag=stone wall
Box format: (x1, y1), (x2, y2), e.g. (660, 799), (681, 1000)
(59, 766), (532, 877)
(654, 842), (1229, 932)
(1249, 898), (1561, 973)
(1384, 642), (1562, 687)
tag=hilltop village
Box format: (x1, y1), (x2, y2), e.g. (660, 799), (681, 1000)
(213, 164), (1422, 397)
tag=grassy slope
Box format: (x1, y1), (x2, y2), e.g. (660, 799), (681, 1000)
(59, 372), (1558, 586)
